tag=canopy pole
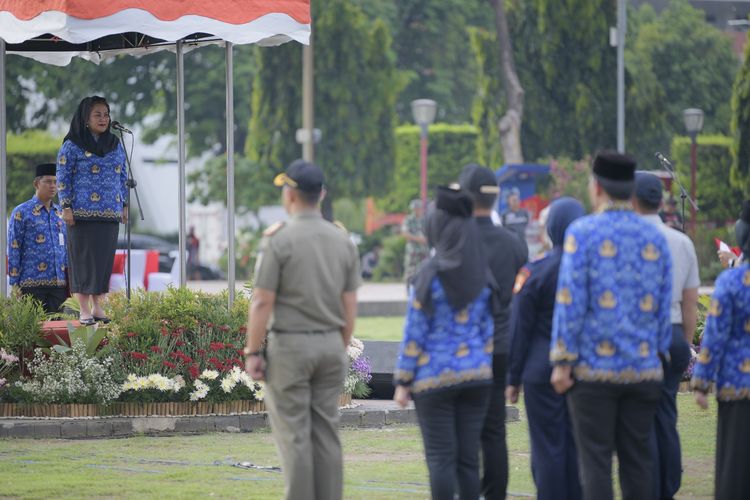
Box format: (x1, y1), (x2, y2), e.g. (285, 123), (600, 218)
(0, 39), (7, 298)
(176, 40), (187, 287)
(225, 42), (235, 307)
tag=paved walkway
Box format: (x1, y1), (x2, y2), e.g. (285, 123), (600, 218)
(188, 281), (408, 302)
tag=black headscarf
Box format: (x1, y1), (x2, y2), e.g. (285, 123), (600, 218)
(412, 186), (489, 315)
(63, 96), (119, 157)
(547, 197), (586, 248)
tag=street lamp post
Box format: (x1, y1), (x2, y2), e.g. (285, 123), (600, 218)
(683, 108), (704, 235)
(411, 99), (437, 209)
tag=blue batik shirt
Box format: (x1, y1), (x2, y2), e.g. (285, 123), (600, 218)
(550, 207), (672, 383)
(394, 278), (494, 394)
(8, 196), (67, 289)
(692, 264), (750, 401)
(56, 139), (128, 222)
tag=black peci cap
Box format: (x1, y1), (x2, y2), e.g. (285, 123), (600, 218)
(273, 159), (325, 193)
(458, 163), (500, 196)
(35, 163), (56, 178)
(593, 150), (636, 182)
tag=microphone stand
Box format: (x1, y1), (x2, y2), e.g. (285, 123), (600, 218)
(115, 129), (145, 302)
(655, 152), (698, 233)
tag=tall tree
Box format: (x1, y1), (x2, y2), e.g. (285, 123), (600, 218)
(730, 19), (750, 196)
(491, 0), (524, 163)
(626, 0), (737, 168)
(241, 0), (403, 213)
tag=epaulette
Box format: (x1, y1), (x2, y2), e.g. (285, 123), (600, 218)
(512, 267), (532, 294)
(263, 221), (286, 237)
(333, 220), (348, 233)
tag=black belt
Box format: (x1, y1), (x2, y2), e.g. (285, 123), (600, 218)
(272, 328), (337, 335)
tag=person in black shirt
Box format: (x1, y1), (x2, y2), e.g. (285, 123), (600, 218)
(501, 187), (530, 241)
(459, 164), (528, 500)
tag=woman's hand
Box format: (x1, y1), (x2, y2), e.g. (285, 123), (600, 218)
(393, 385), (411, 408)
(121, 206), (129, 225)
(551, 365), (574, 394)
(62, 208), (75, 226)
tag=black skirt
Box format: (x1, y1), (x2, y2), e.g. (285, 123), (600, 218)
(66, 221), (119, 294)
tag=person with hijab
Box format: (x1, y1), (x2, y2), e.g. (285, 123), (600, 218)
(692, 200), (750, 500)
(393, 186), (494, 500)
(506, 197), (585, 500)
(57, 96), (127, 325)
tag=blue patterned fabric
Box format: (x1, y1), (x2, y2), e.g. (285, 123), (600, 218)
(550, 207), (673, 383)
(692, 264), (750, 401)
(56, 139), (127, 221)
(8, 196), (67, 288)
(394, 278), (494, 394)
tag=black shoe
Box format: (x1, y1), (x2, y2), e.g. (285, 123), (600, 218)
(79, 317), (96, 326)
(94, 316), (111, 324)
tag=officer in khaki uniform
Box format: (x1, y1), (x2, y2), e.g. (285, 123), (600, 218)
(244, 159), (360, 500)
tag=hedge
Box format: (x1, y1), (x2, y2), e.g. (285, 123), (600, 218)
(671, 134), (744, 224)
(379, 124), (479, 212)
(6, 130), (62, 214)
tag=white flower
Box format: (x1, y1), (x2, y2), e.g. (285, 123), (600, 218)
(173, 375), (186, 392)
(254, 382), (265, 401)
(200, 369), (219, 381)
(189, 379), (210, 401)
(220, 377), (235, 393)
(347, 337), (364, 361)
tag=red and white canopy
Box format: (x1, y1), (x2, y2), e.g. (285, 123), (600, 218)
(0, 0), (310, 64)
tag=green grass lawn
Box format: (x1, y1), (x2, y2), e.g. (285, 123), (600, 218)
(0, 394), (716, 499)
(354, 316), (405, 342)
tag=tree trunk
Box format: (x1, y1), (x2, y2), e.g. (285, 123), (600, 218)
(492, 0), (524, 164)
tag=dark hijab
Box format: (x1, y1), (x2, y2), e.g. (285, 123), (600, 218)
(412, 186), (489, 315)
(547, 197), (586, 248)
(63, 96), (119, 157)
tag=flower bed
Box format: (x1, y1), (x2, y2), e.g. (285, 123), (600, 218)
(0, 289), (371, 412)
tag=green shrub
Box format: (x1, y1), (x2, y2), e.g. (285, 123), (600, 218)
(671, 135), (745, 224)
(373, 235), (406, 281)
(6, 131), (61, 215)
(0, 292), (47, 372)
(380, 124), (479, 212)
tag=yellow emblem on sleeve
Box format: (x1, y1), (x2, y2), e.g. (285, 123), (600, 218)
(485, 339), (494, 354)
(743, 271), (750, 287)
(115, 165), (122, 174)
(14, 211), (22, 221)
(31, 205), (42, 216)
(556, 288), (572, 305)
(11, 239), (18, 249)
(596, 340), (616, 357)
(9, 268), (19, 277)
(404, 341), (421, 357)
(639, 294), (654, 312)
(58, 155), (66, 165)
(641, 243), (660, 261)
(90, 193), (101, 202)
(58, 182), (66, 190)
(708, 299), (722, 317)
(564, 234), (577, 254)
(598, 291), (617, 309)
(412, 299), (422, 310)
(35, 234), (46, 244)
(455, 343), (470, 358)
(91, 165), (100, 174)
(417, 353), (431, 366)
(37, 262), (48, 272)
(599, 240), (617, 258)
(745, 319), (750, 333)
(740, 359), (750, 373)
(697, 347), (711, 364)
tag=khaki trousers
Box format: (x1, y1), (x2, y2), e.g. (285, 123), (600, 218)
(265, 331), (348, 500)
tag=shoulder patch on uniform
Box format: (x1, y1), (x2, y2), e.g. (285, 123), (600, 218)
(333, 220), (348, 233)
(513, 267), (532, 294)
(263, 221), (286, 237)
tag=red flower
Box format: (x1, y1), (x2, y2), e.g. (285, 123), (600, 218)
(206, 322), (214, 328)
(126, 332), (138, 338)
(188, 364), (200, 379)
(225, 343), (235, 349)
(235, 349), (244, 357)
(162, 360), (177, 370)
(130, 352), (148, 361)
(175, 340), (186, 346)
(160, 327), (168, 336)
(219, 325), (230, 332)
(197, 349), (207, 357)
(209, 342), (224, 351)
(150, 345), (162, 353)
(238, 326), (247, 334)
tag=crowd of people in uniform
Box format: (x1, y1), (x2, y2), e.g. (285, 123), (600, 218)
(7, 102), (750, 500)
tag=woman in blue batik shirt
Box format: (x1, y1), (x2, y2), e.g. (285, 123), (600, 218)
(393, 186), (494, 500)
(692, 200), (750, 500)
(57, 96), (127, 325)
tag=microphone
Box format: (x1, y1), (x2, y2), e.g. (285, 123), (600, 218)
(111, 121), (133, 134)
(655, 152), (672, 168)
